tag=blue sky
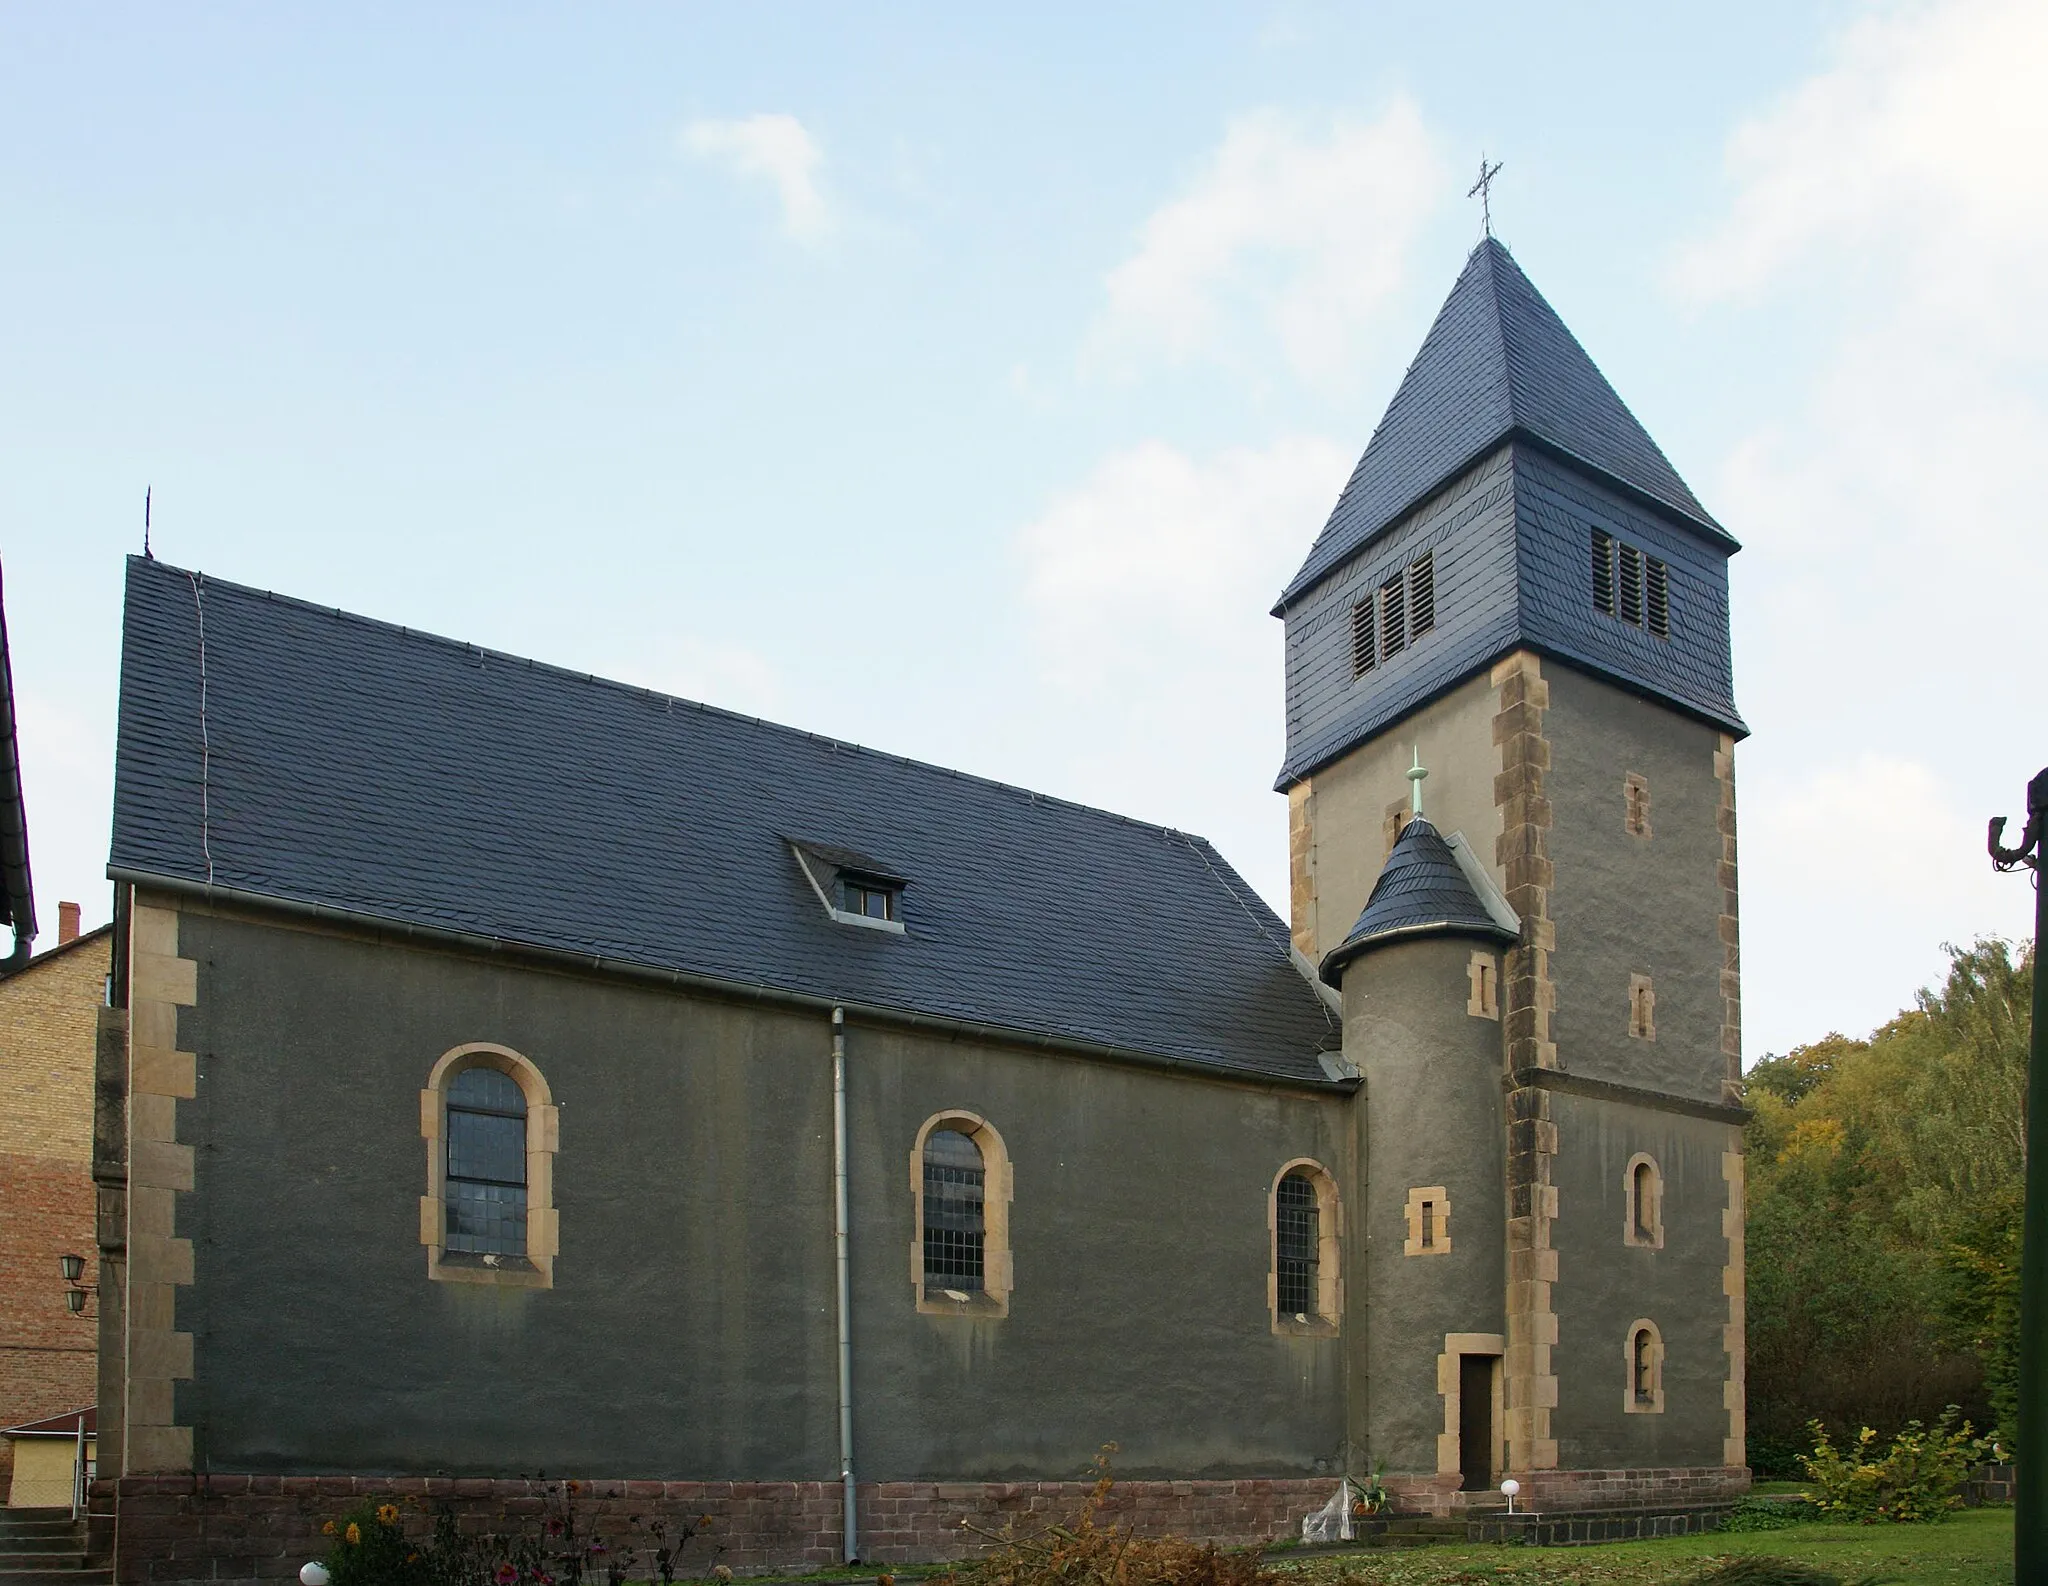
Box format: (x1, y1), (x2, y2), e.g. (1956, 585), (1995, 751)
(4, 1), (2040, 1055)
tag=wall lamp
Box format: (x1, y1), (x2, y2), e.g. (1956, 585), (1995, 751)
(59, 1253), (95, 1315)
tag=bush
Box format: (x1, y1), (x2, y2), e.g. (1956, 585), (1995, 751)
(943, 1449), (1273, 1586)
(1800, 1408), (1983, 1522)
(1715, 1497), (1809, 1533)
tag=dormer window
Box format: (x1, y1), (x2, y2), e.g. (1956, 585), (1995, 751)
(790, 839), (909, 934)
(841, 877), (898, 922)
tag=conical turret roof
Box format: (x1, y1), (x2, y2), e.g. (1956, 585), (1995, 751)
(1319, 815), (1517, 987)
(1278, 238), (1730, 611)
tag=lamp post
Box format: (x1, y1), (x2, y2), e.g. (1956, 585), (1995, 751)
(1989, 767), (2048, 1586)
(57, 1253), (93, 1316)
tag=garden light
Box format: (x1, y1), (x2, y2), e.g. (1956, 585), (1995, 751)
(300, 1563), (331, 1586)
(1499, 1478), (1519, 1515)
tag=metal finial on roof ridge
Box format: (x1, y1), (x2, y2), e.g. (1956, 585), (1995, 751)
(1407, 747), (1428, 816)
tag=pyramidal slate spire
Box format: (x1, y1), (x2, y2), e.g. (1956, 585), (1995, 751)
(1279, 238), (1729, 611)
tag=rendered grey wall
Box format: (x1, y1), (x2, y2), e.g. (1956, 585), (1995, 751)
(1546, 1092), (1733, 1469)
(171, 908), (1354, 1482)
(1342, 936), (1506, 1476)
(1543, 665), (1729, 1103)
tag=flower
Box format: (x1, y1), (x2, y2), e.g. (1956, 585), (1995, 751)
(376, 1505), (399, 1526)
(547, 1518), (564, 1537)
(406, 1556), (419, 1566)
(344, 1524), (361, 1546)
(321, 1522), (336, 1537)
(496, 1563), (518, 1585)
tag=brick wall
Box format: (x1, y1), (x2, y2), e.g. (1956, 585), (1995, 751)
(0, 928), (109, 1490)
(106, 1474), (1335, 1585)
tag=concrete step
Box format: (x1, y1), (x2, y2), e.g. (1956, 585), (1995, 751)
(0, 1537), (86, 1555)
(0, 1572), (113, 1586)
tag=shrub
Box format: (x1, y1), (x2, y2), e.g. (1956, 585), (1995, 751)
(1800, 1407), (1983, 1522)
(1715, 1497), (1809, 1533)
(943, 1449), (1273, 1586)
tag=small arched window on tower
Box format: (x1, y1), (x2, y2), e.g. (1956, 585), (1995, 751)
(1624, 1320), (1665, 1413)
(1270, 1161), (1342, 1334)
(1624, 1153), (1664, 1249)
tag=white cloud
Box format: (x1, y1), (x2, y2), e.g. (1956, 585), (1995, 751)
(682, 113), (831, 244)
(1092, 102), (1443, 384)
(1010, 436), (1352, 898)
(1675, 0), (2045, 1055)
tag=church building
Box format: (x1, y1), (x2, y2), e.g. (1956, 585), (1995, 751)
(93, 238), (1748, 1582)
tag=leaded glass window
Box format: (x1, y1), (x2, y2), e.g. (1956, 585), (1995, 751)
(446, 1066), (527, 1255)
(922, 1129), (984, 1295)
(1276, 1172), (1319, 1315)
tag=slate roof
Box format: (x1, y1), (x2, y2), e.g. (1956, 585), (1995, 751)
(1318, 816), (1517, 986)
(111, 557), (1340, 1086)
(1277, 238), (1733, 614)
(0, 560), (34, 960)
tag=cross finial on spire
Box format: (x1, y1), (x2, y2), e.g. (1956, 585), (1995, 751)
(1467, 154), (1504, 238)
(1407, 747), (1428, 816)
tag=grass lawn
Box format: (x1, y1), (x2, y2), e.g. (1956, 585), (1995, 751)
(1266, 1508), (2014, 1586)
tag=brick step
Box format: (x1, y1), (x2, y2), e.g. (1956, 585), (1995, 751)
(0, 1538), (88, 1555)
(0, 1556), (92, 1571)
(0, 1571), (113, 1586)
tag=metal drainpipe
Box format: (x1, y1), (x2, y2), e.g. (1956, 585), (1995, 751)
(831, 1007), (858, 1564)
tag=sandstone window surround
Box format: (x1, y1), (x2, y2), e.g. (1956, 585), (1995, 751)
(1467, 950), (1500, 1019)
(1625, 1319), (1665, 1413)
(910, 1111), (1012, 1319)
(1403, 1184), (1451, 1258)
(1629, 974), (1657, 1041)
(421, 1042), (558, 1289)
(1624, 1152), (1664, 1249)
(1270, 1159), (1342, 1335)
(1624, 772), (1652, 839)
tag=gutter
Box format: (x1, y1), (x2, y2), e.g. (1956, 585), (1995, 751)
(830, 1008), (857, 1564)
(107, 867), (1356, 1096)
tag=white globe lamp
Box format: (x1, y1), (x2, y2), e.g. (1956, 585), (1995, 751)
(300, 1563), (332, 1586)
(1499, 1477), (1520, 1514)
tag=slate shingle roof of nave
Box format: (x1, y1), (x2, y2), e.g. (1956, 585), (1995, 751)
(111, 557), (1341, 1086)
(1318, 816), (1517, 986)
(1276, 237), (1733, 613)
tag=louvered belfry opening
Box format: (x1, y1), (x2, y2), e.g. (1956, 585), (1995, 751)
(1407, 550), (1436, 637)
(1275, 1171), (1319, 1315)
(445, 1067), (528, 1255)
(922, 1128), (986, 1294)
(1378, 574), (1406, 659)
(1350, 597), (1377, 677)
(1591, 529), (1615, 615)
(1618, 543), (1644, 626)
(1645, 557), (1670, 639)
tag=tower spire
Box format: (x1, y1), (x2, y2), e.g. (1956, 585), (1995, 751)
(1407, 747), (1428, 816)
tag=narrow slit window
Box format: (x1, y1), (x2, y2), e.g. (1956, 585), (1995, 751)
(1351, 597), (1377, 677)
(1408, 552), (1436, 638)
(1420, 1199), (1437, 1249)
(1592, 530), (1615, 615)
(445, 1067), (527, 1256)
(1617, 544), (1644, 627)
(1275, 1172), (1319, 1315)
(921, 1129), (985, 1295)
(1634, 1329), (1655, 1402)
(1379, 576), (1406, 659)
(1633, 1162), (1657, 1241)
(1645, 557), (1670, 639)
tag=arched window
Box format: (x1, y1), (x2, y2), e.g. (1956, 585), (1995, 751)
(1624, 1319), (1664, 1413)
(1623, 1153), (1664, 1249)
(1270, 1160), (1342, 1334)
(446, 1068), (527, 1254)
(911, 1112), (1012, 1317)
(421, 1043), (558, 1288)
(922, 1130), (985, 1295)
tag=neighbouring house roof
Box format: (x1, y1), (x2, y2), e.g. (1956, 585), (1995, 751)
(1319, 816), (1518, 986)
(1277, 238), (1732, 614)
(3, 1407), (94, 1438)
(111, 557), (1341, 1087)
(0, 560), (35, 964)
(6, 922), (112, 978)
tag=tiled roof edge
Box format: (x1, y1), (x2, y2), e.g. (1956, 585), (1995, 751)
(112, 865), (1357, 1094)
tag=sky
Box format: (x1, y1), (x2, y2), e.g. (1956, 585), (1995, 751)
(2, 0), (2041, 1059)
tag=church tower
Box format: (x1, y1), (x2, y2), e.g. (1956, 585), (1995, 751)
(1283, 239), (1748, 1507)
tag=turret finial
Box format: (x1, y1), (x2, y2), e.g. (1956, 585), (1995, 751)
(1407, 747), (1428, 816)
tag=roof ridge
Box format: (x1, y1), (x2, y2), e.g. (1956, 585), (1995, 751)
(131, 557), (1226, 854)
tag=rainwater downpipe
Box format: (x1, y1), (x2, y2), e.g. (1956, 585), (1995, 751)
(831, 1007), (858, 1564)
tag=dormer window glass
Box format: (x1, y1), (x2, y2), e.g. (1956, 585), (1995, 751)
(842, 878), (898, 922)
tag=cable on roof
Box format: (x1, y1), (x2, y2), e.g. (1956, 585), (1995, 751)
(185, 571), (215, 887)
(1173, 833), (1336, 1034)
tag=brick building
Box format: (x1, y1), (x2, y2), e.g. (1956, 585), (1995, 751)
(0, 907), (109, 1500)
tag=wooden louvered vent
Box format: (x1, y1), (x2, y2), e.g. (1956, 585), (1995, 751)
(1350, 596), (1377, 677)
(1378, 574), (1406, 658)
(1618, 543), (1644, 626)
(1408, 551), (1435, 637)
(1591, 530), (1615, 615)
(1645, 557), (1669, 639)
